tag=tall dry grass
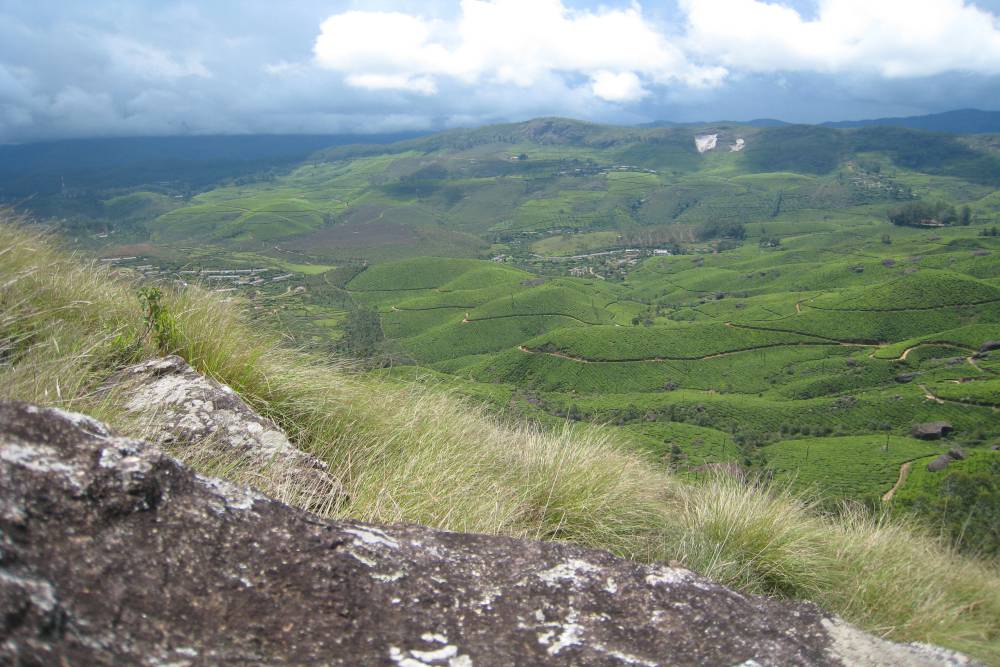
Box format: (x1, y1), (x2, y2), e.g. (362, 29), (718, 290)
(1, 217), (998, 663)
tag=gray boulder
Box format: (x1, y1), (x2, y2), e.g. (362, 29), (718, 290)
(926, 450), (966, 473)
(978, 340), (1000, 353)
(927, 454), (954, 472)
(911, 422), (954, 440)
(0, 402), (979, 666)
(103, 355), (339, 502)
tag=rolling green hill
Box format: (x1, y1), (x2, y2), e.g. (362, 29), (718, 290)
(14, 117), (1000, 558)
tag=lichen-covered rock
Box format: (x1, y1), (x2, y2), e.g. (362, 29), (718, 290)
(927, 453), (955, 472)
(912, 421), (954, 440)
(926, 450), (965, 473)
(0, 402), (979, 666)
(103, 355), (339, 500)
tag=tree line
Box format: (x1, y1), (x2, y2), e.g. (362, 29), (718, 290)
(887, 201), (971, 227)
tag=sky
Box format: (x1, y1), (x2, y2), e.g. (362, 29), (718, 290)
(2, 0), (1000, 143)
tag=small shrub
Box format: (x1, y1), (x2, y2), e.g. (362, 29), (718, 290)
(138, 287), (178, 354)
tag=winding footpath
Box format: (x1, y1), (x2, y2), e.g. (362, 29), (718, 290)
(517, 340), (844, 363)
(882, 462), (912, 503)
(919, 384), (945, 404)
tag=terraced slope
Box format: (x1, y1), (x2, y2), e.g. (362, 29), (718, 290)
(31, 117), (1000, 557)
(522, 323), (832, 361)
(765, 435), (943, 501)
(810, 271), (1000, 311)
(338, 220), (1000, 556)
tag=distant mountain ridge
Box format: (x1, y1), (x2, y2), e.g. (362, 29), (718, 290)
(643, 109), (1000, 135)
(640, 118), (788, 129)
(0, 132), (426, 197)
(821, 109), (1000, 134)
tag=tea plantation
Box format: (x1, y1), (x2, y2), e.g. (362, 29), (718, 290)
(54, 117), (1000, 555)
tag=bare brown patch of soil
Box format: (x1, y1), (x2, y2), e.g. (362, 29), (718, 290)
(101, 242), (160, 257)
(285, 221), (419, 250)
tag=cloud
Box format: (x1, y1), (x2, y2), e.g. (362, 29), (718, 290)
(2, 0), (1000, 143)
(681, 0), (1000, 78)
(346, 73), (439, 94)
(311, 0), (1000, 107)
(313, 0), (725, 103)
(313, 10), (452, 93)
(590, 71), (647, 103)
(102, 35), (211, 81)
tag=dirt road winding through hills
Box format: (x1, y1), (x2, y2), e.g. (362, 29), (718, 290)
(723, 321), (877, 348)
(517, 340), (844, 363)
(919, 384), (945, 404)
(882, 462), (912, 503)
(967, 355), (987, 373)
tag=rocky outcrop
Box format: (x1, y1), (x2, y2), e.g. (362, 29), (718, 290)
(926, 449), (966, 473)
(927, 454), (953, 472)
(978, 340), (1000, 353)
(103, 355), (339, 502)
(912, 421), (954, 440)
(0, 401), (980, 666)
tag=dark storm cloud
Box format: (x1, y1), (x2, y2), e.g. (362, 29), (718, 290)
(0, 1), (432, 141)
(1, 1), (999, 143)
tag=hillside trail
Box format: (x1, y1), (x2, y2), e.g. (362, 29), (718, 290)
(919, 384), (945, 404)
(882, 461), (912, 503)
(917, 383), (1000, 411)
(869, 343), (981, 364)
(518, 345), (591, 362)
(722, 321), (875, 348)
(868, 343), (933, 361)
(517, 341), (844, 364)
(900, 344), (972, 361)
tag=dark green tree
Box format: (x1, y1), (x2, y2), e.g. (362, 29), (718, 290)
(339, 307), (383, 358)
(959, 205), (972, 226)
(887, 201), (957, 227)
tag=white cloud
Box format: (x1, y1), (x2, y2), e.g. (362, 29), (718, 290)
(4, 0), (1000, 143)
(590, 71), (648, 103)
(313, 0), (725, 103)
(312, 0), (1000, 104)
(346, 73), (438, 95)
(681, 0), (1000, 78)
(313, 11), (453, 79)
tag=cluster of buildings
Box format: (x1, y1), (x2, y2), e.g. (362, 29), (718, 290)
(99, 257), (300, 291)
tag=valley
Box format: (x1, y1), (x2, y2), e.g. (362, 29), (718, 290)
(12, 117), (1000, 556)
